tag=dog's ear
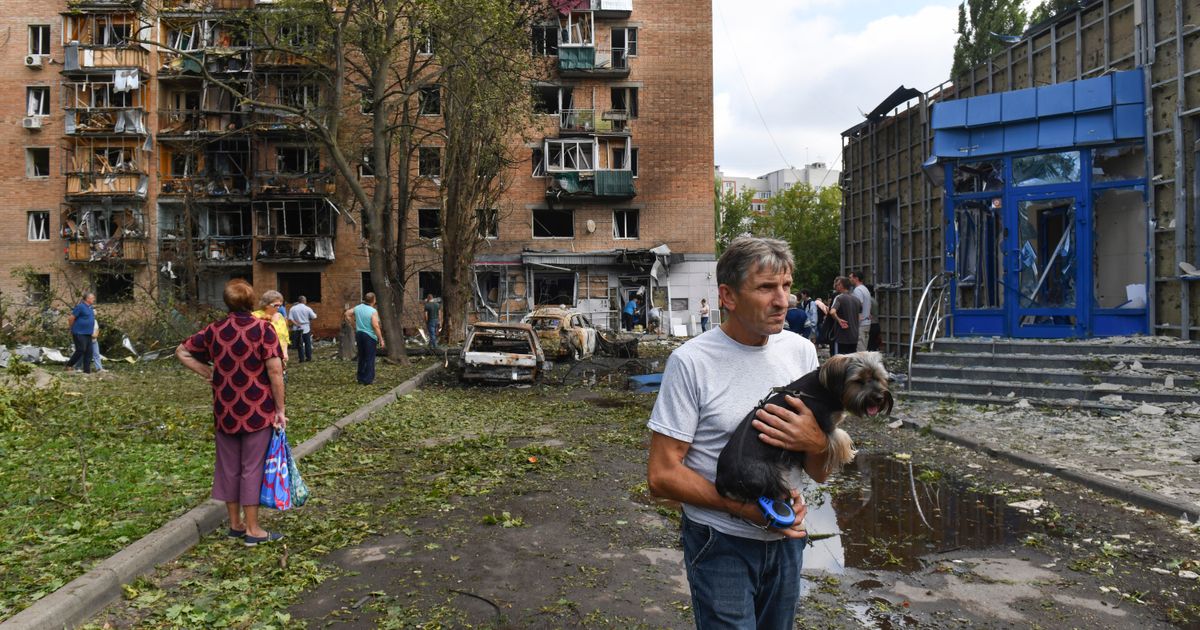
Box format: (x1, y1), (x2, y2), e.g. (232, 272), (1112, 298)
(819, 354), (850, 394)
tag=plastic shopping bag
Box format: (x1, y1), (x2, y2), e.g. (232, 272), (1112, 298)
(284, 438), (310, 507)
(259, 428), (293, 510)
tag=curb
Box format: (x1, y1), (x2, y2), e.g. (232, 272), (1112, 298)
(901, 417), (1200, 521)
(2, 362), (442, 630)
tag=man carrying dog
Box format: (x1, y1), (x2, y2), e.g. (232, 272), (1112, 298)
(647, 236), (831, 629)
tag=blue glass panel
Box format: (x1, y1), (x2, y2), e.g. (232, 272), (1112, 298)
(1115, 104), (1144, 139)
(969, 127), (1004, 156)
(1114, 69), (1144, 105)
(1003, 121), (1038, 152)
(1073, 75), (1113, 111)
(1037, 116), (1075, 148)
(932, 100), (968, 129)
(1074, 111), (1114, 144)
(966, 93), (1003, 127)
(933, 129), (971, 157)
(1036, 82), (1074, 116)
(1001, 88), (1038, 122)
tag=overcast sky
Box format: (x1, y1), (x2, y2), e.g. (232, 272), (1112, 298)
(712, 0), (963, 177)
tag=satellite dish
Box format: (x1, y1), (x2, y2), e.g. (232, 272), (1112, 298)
(586, 219), (596, 233)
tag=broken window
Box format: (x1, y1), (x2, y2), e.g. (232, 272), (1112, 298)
(418, 86), (441, 115)
(613, 209), (639, 239)
(1092, 186), (1146, 308)
(532, 148), (546, 177)
(26, 86), (50, 117)
(630, 147), (638, 177)
(1092, 145), (1146, 183)
(545, 139), (594, 171)
(531, 25), (558, 56)
(476, 208), (499, 239)
(27, 211), (50, 241)
(610, 27), (636, 68)
(165, 23), (200, 51)
(611, 86), (638, 118)
(418, 208), (440, 239)
(26, 274), (50, 305)
(419, 271), (442, 298)
(254, 199), (334, 236)
(277, 272), (322, 303)
(1013, 151), (1080, 187)
(26, 148), (50, 178)
(95, 273), (134, 303)
(534, 273), (574, 305)
(954, 198), (1003, 309)
(415, 23), (435, 55)
(877, 199), (900, 285)
(952, 160), (1003, 194)
(533, 208), (574, 238)
(558, 11), (593, 46)
(277, 146), (320, 173)
(279, 83), (320, 109)
(359, 149), (375, 178)
(532, 85), (572, 115)
(418, 147), (441, 178)
(29, 25), (50, 56)
(360, 271), (374, 299)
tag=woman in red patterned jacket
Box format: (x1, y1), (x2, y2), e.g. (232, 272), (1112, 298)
(176, 279), (288, 546)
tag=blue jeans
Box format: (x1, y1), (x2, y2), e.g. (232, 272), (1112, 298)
(355, 331), (377, 384)
(680, 513), (804, 630)
(295, 331), (313, 362)
(426, 321), (439, 349)
(67, 333), (94, 373)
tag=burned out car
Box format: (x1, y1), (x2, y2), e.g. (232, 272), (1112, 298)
(459, 323), (545, 383)
(522, 307), (599, 361)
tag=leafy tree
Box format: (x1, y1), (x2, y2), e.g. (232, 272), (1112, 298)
(1029, 0), (1076, 24)
(754, 184), (842, 296)
(714, 181), (755, 256)
(951, 0), (1027, 80)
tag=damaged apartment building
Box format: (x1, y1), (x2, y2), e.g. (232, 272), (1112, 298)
(842, 0), (1200, 349)
(1, 0), (715, 337)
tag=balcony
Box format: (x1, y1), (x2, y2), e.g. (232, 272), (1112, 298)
(557, 46), (629, 78)
(253, 198), (336, 262)
(160, 173), (251, 197)
(559, 108), (630, 135)
(589, 0), (632, 18)
(253, 172), (335, 196)
(160, 0), (254, 10)
(65, 109), (147, 135)
(159, 236), (253, 265)
(62, 207), (148, 263)
(62, 43), (148, 73)
(66, 172), (148, 198)
(547, 170), (635, 200)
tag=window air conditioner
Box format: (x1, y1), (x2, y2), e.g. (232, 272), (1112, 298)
(25, 55), (44, 68)
(22, 116), (43, 130)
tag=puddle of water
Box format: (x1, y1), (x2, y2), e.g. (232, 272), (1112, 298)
(802, 453), (1037, 574)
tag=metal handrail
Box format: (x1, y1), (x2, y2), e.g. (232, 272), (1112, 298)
(906, 271), (953, 391)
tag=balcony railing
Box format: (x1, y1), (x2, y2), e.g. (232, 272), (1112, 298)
(547, 169), (635, 199)
(65, 109), (148, 135)
(559, 108), (629, 134)
(161, 0), (255, 10)
(255, 236), (335, 262)
(159, 236), (253, 264)
(160, 173), (251, 197)
(66, 237), (148, 263)
(253, 172), (336, 196)
(63, 43), (148, 72)
(66, 172), (148, 198)
(557, 46), (629, 76)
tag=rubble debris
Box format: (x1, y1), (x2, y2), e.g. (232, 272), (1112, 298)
(1014, 399), (1031, 409)
(1132, 404), (1167, 416)
(1007, 499), (1046, 512)
(1099, 394), (1124, 403)
(1123, 470), (1168, 479)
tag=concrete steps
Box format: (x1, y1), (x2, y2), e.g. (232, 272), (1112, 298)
(905, 337), (1200, 409)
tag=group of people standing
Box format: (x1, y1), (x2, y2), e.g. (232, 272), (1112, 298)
(777, 272), (877, 356)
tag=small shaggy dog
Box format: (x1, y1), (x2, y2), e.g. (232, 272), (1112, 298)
(715, 352), (894, 512)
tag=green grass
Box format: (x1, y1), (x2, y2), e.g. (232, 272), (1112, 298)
(0, 349), (432, 622)
(78, 383), (654, 628)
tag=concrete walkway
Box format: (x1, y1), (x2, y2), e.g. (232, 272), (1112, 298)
(1, 363), (441, 630)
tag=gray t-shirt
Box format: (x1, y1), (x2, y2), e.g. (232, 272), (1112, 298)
(647, 327), (819, 540)
(853, 284), (872, 324)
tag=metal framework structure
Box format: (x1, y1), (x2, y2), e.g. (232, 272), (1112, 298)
(842, 0), (1199, 348)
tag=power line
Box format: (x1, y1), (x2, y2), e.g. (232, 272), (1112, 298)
(715, 0), (792, 171)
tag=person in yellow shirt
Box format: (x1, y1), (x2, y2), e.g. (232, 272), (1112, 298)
(253, 291), (291, 367)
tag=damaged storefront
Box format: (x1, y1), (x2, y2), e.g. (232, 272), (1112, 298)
(841, 0), (1199, 347)
(469, 247), (715, 334)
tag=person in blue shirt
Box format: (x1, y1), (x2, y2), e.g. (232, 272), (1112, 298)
(621, 295), (641, 331)
(66, 292), (97, 374)
(784, 293), (807, 335)
(344, 292), (384, 385)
